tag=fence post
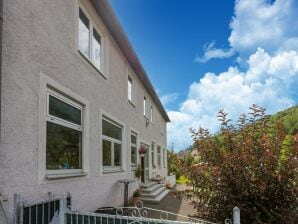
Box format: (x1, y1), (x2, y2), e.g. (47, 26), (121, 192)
(233, 206), (240, 224)
(59, 196), (67, 224)
(13, 193), (21, 224)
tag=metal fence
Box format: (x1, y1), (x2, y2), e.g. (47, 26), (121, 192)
(13, 192), (68, 224)
(12, 193), (240, 224)
(0, 194), (9, 224)
(65, 201), (216, 224)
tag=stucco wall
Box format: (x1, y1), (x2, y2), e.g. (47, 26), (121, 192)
(0, 0), (168, 221)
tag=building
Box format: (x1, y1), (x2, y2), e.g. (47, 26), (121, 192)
(0, 0), (170, 221)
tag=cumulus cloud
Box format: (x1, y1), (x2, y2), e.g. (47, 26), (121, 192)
(167, 0), (298, 150)
(195, 41), (235, 63)
(196, 0), (298, 63)
(168, 48), (298, 150)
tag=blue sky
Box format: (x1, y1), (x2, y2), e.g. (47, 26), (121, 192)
(110, 0), (298, 151)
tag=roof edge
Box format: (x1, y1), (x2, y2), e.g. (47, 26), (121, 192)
(90, 0), (170, 122)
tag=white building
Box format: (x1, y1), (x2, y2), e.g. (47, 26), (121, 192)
(0, 0), (170, 221)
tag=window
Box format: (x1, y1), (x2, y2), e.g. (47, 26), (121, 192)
(131, 132), (137, 168)
(151, 142), (155, 167)
(78, 8), (90, 57)
(46, 92), (83, 172)
(143, 97), (147, 116)
(128, 75), (133, 102)
(157, 145), (161, 167)
(102, 117), (122, 171)
(78, 8), (102, 71)
(150, 106), (153, 122)
(163, 148), (167, 167)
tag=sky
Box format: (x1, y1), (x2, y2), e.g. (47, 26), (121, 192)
(109, 0), (298, 151)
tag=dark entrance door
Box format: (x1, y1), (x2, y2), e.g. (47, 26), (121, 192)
(141, 156), (145, 182)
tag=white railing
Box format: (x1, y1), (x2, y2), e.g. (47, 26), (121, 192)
(65, 201), (216, 224)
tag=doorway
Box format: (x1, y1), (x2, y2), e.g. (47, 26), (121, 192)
(140, 143), (150, 183)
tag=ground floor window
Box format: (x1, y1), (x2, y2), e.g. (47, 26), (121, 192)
(131, 132), (137, 168)
(163, 148), (167, 167)
(151, 142), (155, 167)
(157, 145), (161, 167)
(46, 91), (83, 171)
(102, 117), (122, 170)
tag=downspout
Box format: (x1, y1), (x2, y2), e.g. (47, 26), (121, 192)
(0, 0), (3, 138)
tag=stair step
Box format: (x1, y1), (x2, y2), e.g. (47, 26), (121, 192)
(139, 182), (157, 189)
(140, 189), (170, 204)
(141, 187), (165, 198)
(142, 184), (162, 193)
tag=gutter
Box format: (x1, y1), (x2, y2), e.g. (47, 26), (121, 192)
(0, 0), (2, 138)
(90, 0), (170, 122)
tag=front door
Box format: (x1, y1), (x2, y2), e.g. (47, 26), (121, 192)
(140, 143), (150, 183)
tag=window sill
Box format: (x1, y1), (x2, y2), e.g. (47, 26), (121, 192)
(128, 100), (136, 108)
(78, 50), (107, 80)
(131, 167), (137, 171)
(103, 169), (125, 174)
(45, 172), (87, 180)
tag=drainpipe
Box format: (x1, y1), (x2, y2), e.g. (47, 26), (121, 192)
(0, 0), (3, 138)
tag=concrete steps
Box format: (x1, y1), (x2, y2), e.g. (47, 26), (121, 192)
(139, 182), (169, 204)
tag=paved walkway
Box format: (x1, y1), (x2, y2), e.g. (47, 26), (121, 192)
(142, 184), (196, 222)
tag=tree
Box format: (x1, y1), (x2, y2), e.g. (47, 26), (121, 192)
(181, 105), (298, 223)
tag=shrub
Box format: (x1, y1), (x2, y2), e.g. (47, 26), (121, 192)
(181, 105), (298, 223)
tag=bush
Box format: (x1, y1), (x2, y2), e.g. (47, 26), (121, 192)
(133, 189), (140, 197)
(182, 105), (298, 223)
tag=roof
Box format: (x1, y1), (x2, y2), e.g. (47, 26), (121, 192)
(90, 0), (170, 122)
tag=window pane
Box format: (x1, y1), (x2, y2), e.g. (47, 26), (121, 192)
(46, 122), (82, 170)
(102, 139), (111, 166)
(143, 97), (146, 115)
(114, 143), (121, 167)
(92, 28), (101, 70)
(151, 143), (155, 166)
(79, 8), (90, 57)
(131, 134), (136, 145)
(102, 119), (122, 140)
(131, 146), (136, 167)
(49, 95), (81, 125)
(128, 76), (132, 101)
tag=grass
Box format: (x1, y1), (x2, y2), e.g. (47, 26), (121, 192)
(176, 175), (190, 184)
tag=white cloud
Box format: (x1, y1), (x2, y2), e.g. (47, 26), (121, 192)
(160, 93), (178, 107)
(195, 41), (235, 63)
(168, 0), (298, 150)
(168, 48), (298, 150)
(196, 0), (298, 63)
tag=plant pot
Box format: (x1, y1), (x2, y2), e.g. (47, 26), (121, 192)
(140, 154), (145, 157)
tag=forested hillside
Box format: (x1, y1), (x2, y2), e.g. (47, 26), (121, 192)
(271, 105), (298, 135)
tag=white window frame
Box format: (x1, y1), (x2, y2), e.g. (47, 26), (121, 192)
(39, 74), (90, 182)
(151, 142), (155, 167)
(143, 96), (147, 116)
(78, 5), (106, 77)
(150, 106), (153, 123)
(46, 90), (84, 175)
(157, 145), (161, 167)
(102, 116), (123, 172)
(128, 75), (134, 103)
(130, 131), (138, 169)
(163, 148), (167, 168)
